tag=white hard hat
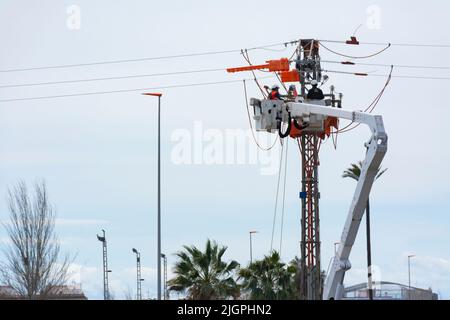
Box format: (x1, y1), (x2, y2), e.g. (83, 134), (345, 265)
(271, 84), (280, 90)
(310, 79), (318, 86)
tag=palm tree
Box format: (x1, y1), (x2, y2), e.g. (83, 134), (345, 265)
(238, 251), (298, 300)
(342, 161), (387, 300)
(168, 239), (239, 300)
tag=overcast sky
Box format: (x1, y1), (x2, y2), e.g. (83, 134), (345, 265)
(0, 0), (449, 299)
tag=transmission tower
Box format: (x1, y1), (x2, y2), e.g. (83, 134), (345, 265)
(297, 40), (323, 300)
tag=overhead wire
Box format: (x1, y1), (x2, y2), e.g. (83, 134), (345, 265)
(332, 65), (394, 134)
(241, 49), (268, 98)
(321, 59), (450, 71)
(279, 138), (288, 256)
(319, 41), (391, 59)
(242, 79), (279, 151)
(2, 37), (450, 73)
(0, 41), (295, 73)
(0, 67), (225, 89)
(270, 142), (284, 253)
(318, 39), (450, 48)
(0, 75), (275, 103)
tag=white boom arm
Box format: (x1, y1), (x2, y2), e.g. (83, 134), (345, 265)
(250, 98), (388, 299)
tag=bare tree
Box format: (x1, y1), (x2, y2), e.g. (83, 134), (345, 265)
(1, 180), (72, 299)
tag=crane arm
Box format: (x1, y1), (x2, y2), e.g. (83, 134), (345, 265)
(289, 101), (388, 300)
(250, 98), (387, 299)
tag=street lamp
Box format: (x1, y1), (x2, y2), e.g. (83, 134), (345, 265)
(333, 242), (340, 255)
(97, 229), (110, 300)
(132, 248), (144, 300)
(161, 253), (168, 300)
(142, 92), (163, 300)
(408, 254), (415, 300)
(249, 231), (258, 264)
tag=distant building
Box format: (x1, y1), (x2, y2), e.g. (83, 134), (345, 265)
(343, 281), (438, 300)
(0, 285), (88, 300)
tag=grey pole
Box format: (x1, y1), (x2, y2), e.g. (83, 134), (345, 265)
(142, 92), (162, 300)
(408, 254), (414, 300)
(157, 94), (162, 300)
(249, 231), (258, 264)
(249, 232), (253, 264)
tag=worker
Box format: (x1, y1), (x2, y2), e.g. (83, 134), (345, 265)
(268, 84), (283, 100)
(307, 79), (324, 100)
(287, 84), (298, 98)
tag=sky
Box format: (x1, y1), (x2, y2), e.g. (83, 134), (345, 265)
(0, 0), (449, 299)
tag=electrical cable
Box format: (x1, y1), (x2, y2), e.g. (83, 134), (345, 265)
(2, 37), (450, 73)
(318, 39), (450, 48)
(321, 59), (450, 70)
(319, 41), (391, 59)
(323, 68), (450, 81)
(241, 49), (268, 98)
(334, 65), (393, 134)
(270, 142), (284, 253)
(242, 80), (279, 151)
(0, 41), (293, 73)
(279, 138), (288, 256)
(0, 75), (275, 103)
(0, 67), (225, 89)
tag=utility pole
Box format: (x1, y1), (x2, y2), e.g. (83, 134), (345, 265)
(297, 39), (323, 300)
(97, 229), (110, 300)
(132, 248), (144, 300)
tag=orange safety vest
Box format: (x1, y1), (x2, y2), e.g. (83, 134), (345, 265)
(269, 91), (279, 100)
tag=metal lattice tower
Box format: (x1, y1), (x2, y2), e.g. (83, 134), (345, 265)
(299, 134), (322, 300)
(296, 40), (323, 300)
(161, 254), (168, 300)
(135, 251), (142, 300)
(97, 230), (110, 300)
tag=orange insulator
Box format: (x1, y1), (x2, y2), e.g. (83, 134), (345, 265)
(226, 58), (289, 73)
(280, 69), (300, 82)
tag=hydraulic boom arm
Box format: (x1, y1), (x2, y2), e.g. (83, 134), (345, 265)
(250, 98), (388, 299)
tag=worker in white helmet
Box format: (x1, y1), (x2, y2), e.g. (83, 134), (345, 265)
(268, 84), (283, 100)
(307, 79), (324, 100)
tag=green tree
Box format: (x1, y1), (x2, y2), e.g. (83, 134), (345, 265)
(168, 239), (239, 300)
(238, 251), (298, 300)
(342, 162), (387, 300)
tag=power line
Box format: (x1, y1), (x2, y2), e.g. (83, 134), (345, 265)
(0, 75), (275, 103)
(2, 37), (450, 73)
(319, 41), (391, 59)
(323, 69), (450, 80)
(318, 39), (450, 48)
(0, 41), (295, 73)
(0, 67), (225, 89)
(322, 60), (450, 70)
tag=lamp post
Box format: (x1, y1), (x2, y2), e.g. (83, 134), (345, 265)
(132, 248), (144, 300)
(142, 92), (163, 300)
(161, 253), (168, 300)
(249, 231), (258, 264)
(408, 254), (415, 300)
(97, 229), (110, 300)
(334, 242), (340, 255)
